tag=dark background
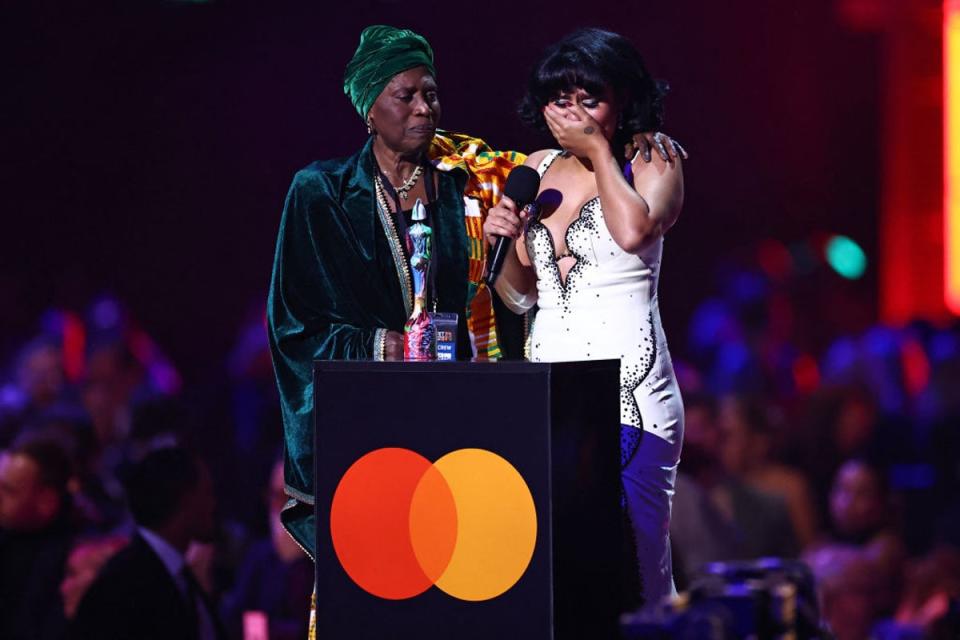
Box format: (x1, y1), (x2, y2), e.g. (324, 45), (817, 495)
(1, 0), (880, 384)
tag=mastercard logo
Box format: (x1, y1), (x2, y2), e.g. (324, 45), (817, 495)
(329, 447), (538, 602)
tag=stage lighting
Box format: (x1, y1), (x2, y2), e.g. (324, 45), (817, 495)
(825, 235), (867, 279)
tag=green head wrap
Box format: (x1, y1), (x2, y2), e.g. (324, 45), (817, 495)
(343, 25), (436, 121)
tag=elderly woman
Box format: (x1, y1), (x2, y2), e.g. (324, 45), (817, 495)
(267, 25), (683, 559)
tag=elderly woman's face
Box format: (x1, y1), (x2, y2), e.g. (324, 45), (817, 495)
(368, 66), (440, 154)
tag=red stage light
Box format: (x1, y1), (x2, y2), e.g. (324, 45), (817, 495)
(946, 0), (960, 313)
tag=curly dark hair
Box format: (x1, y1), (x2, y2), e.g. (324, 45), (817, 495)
(518, 28), (667, 148)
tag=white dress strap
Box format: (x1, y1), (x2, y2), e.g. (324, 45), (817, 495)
(536, 150), (563, 178)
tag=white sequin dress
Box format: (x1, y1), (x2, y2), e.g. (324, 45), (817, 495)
(527, 150), (684, 606)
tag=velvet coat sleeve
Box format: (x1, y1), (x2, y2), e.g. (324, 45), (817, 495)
(267, 153), (407, 518)
(267, 139), (471, 556)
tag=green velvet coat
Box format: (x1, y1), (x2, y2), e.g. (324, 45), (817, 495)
(267, 137), (475, 556)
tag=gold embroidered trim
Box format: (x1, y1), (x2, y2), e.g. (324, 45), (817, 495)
(373, 328), (388, 361)
(279, 497), (315, 562)
(374, 175), (414, 318)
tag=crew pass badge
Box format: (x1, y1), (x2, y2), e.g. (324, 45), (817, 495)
(329, 448), (537, 601)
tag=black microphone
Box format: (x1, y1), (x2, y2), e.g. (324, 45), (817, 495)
(486, 165), (541, 287)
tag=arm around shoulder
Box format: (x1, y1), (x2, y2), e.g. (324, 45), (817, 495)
(587, 144), (684, 254)
(629, 152), (684, 243)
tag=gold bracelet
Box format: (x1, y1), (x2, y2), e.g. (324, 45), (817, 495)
(374, 328), (388, 362)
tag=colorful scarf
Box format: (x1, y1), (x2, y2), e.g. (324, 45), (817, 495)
(429, 132), (526, 360)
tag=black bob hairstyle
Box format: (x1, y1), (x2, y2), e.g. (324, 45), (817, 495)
(518, 28), (667, 146)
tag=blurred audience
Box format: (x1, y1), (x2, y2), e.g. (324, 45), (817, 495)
(0, 265), (957, 640)
(805, 458), (906, 636)
(221, 304), (282, 537)
(670, 392), (797, 586)
(718, 394), (819, 547)
(0, 434), (77, 639)
(59, 535), (128, 620)
(886, 545), (960, 637)
(0, 338), (72, 446)
(71, 446), (226, 640)
(80, 340), (143, 450)
(221, 458), (312, 640)
(805, 545), (886, 640)
(794, 385), (901, 521)
(825, 459), (903, 559)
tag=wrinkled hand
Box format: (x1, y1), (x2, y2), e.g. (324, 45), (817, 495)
(543, 103), (608, 159)
(384, 331), (404, 361)
(483, 195), (528, 248)
(626, 131), (688, 163)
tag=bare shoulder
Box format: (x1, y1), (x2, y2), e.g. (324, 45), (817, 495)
(630, 149), (683, 203)
(522, 149), (558, 168)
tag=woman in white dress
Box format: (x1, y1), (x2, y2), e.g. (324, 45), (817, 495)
(483, 28), (685, 606)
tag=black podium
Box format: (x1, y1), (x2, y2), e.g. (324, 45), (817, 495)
(313, 360), (621, 639)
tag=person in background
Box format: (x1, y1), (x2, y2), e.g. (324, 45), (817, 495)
(804, 458), (906, 627)
(0, 338), (70, 446)
(806, 545), (887, 640)
(796, 385), (892, 521)
(81, 340), (143, 452)
(670, 392), (797, 586)
(221, 457), (312, 640)
(60, 535), (128, 620)
(0, 434), (77, 640)
(718, 394), (819, 547)
(71, 446), (226, 640)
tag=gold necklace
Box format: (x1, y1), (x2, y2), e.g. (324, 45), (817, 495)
(384, 164), (423, 201)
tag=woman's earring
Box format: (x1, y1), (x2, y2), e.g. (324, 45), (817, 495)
(366, 119), (374, 135)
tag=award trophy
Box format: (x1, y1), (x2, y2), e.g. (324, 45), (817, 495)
(403, 199), (436, 361)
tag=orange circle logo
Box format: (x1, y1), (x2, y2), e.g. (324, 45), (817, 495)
(329, 447), (538, 601)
